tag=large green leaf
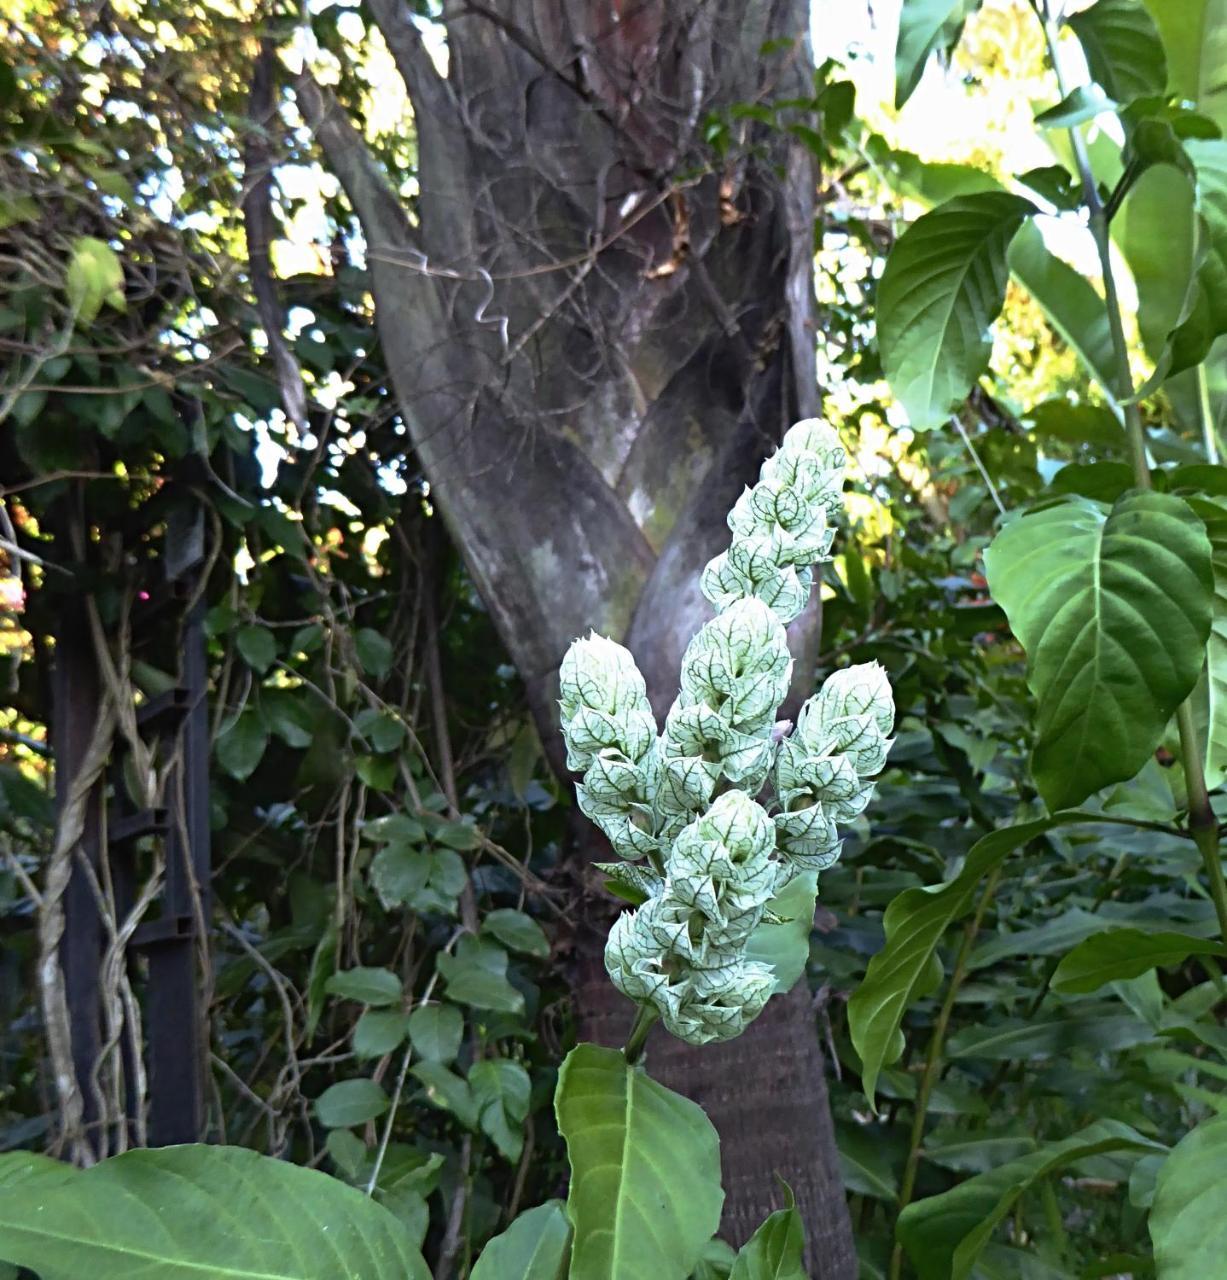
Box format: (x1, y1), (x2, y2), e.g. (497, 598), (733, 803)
(1068, 0), (1167, 105)
(0, 1145), (430, 1279)
(1052, 927), (1223, 993)
(1118, 163), (1198, 362)
(1143, 0), (1227, 133)
(1187, 494), (1227, 790)
(1007, 220), (1116, 393)
(894, 0), (981, 109)
(847, 813), (1098, 1104)
(983, 491), (1213, 809)
(555, 1042), (723, 1280)
(729, 1195), (808, 1280)
(470, 1200), (572, 1280)
(1151, 1113), (1227, 1277)
(899, 1120), (1164, 1280)
(878, 192), (1034, 428)
(743, 870), (818, 996)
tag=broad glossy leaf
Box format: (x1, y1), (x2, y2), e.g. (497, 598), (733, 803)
(352, 1009), (409, 1059)
(407, 1003), (463, 1063)
(1143, 0), (1227, 133)
(848, 813), (1098, 1103)
(1118, 163), (1198, 361)
(743, 870), (818, 995)
(894, 0), (980, 109)
(436, 936), (525, 1014)
(483, 908), (550, 958)
(899, 1120), (1164, 1280)
(356, 628), (394, 679)
(236, 624), (276, 673)
(1007, 220), (1116, 392)
(1052, 927), (1223, 993)
(878, 192), (1034, 428)
(555, 1042), (723, 1280)
(1151, 1113), (1227, 1277)
(411, 1061), (477, 1128)
(325, 966), (403, 1006)
(983, 491), (1213, 809)
(1026, 399), (1123, 446)
(1068, 0), (1167, 104)
(470, 1201), (572, 1280)
(216, 712), (269, 782)
(469, 1058), (530, 1162)
(0, 1145), (429, 1279)
(1188, 495), (1227, 789)
(315, 1078), (390, 1128)
(946, 1011), (1155, 1060)
(729, 1196), (807, 1280)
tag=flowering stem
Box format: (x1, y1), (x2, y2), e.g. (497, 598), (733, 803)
(622, 1003), (659, 1065)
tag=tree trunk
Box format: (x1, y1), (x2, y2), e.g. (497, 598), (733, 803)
(295, 2), (855, 1270)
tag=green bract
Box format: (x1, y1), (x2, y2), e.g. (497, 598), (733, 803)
(560, 419), (895, 1045)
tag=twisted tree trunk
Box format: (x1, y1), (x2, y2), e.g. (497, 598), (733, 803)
(295, 3), (854, 1270)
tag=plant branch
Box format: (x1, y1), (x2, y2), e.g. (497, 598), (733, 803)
(888, 865), (1002, 1280)
(1034, 5), (1227, 945)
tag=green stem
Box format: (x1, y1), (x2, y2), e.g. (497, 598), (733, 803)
(1198, 363), (1221, 465)
(888, 866), (1003, 1280)
(1035, 3), (1227, 947)
(622, 1003), (659, 1066)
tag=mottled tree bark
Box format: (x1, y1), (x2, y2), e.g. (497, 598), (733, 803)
(296, 3), (854, 1271)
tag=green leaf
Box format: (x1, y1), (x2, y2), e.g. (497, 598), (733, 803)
(1026, 398), (1123, 446)
(315, 1078), (390, 1128)
(470, 1201), (572, 1280)
(1189, 495), (1227, 789)
(410, 1061), (477, 1128)
(354, 708), (406, 754)
(946, 1011), (1156, 1059)
(325, 1129), (367, 1180)
(407, 1003), (464, 1063)
(435, 819), (480, 851)
(483, 908), (550, 959)
(555, 1043), (724, 1280)
(0, 1145), (429, 1279)
(983, 491), (1213, 809)
(325, 966), (403, 1007)
(216, 713), (269, 782)
(847, 812), (1099, 1104)
(894, 0), (981, 109)
(352, 1010), (410, 1059)
(729, 1192), (808, 1280)
(743, 870), (818, 996)
(1151, 1113), (1227, 1277)
(899, 1120), (1164, 1280)
(356, 628), (394, 679)
(260, 687), (316, 749)
(1068, 0), (1167, 104)
(1052, 927), (1223, 993)
(1143, 0), (1227, 133)
(65, 236), (124, 324)
(437, 937), (525, 1014)
(371, 844), (431, 909)
(1035, 83), (1119, 128)
(470, 1058), (531, 1162)
(1007, 220), (1117, 392)
(878, 193), (1034, 428)
(1118, 163), (1199, 362)
(237, 624), (277, 674)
